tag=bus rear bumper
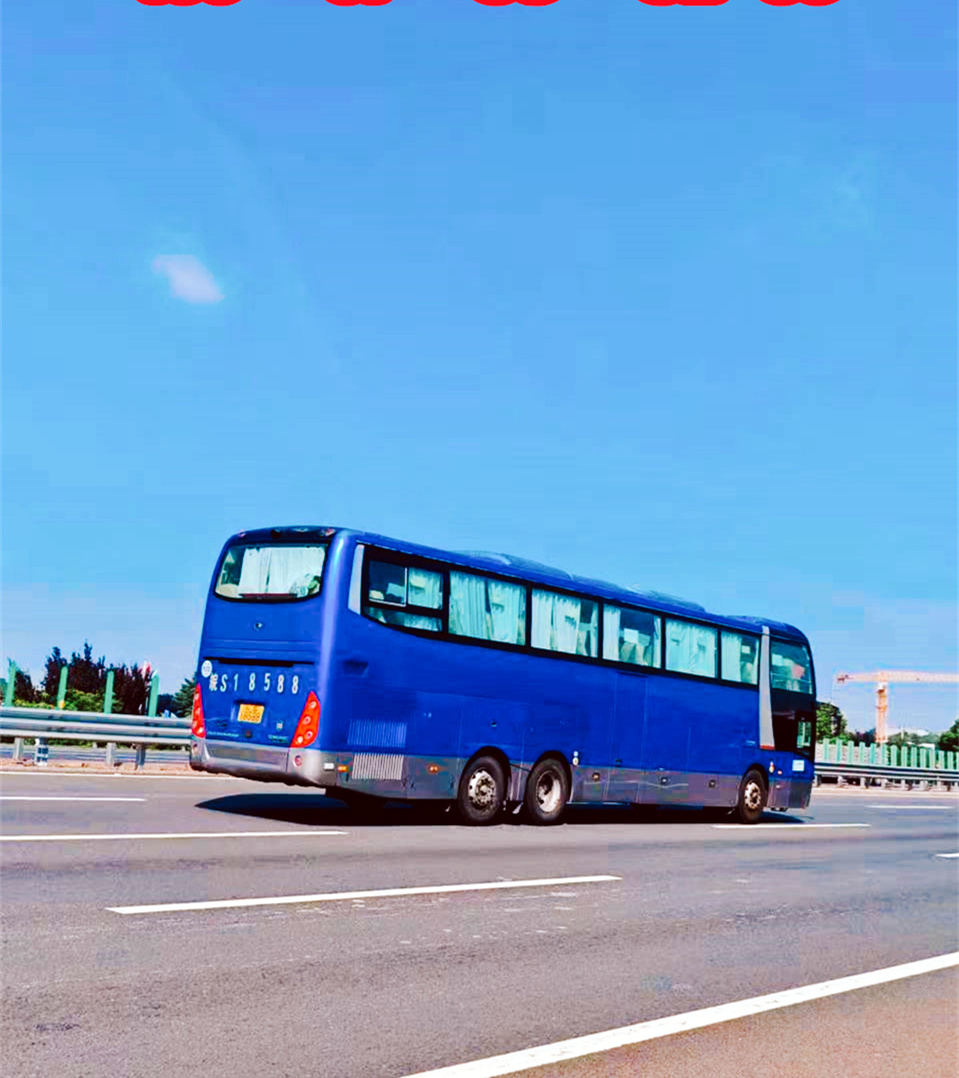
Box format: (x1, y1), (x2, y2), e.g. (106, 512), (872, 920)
(190, 738), (337, 787)
(191, 740), (468, 799)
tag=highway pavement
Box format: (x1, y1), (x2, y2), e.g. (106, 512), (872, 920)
(1, 769), (957, 1078)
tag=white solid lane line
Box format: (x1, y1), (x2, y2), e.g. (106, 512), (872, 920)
(867, 805), (957, 810)
(712, 823), (870, 830)
(107, 875), (622, 915)
(935, 853), (959, 859)
(0, 770), (239, 781)
(400, 952), (959, 1078)
(1, 830), (347, 843)
(0, 796), (147, 802)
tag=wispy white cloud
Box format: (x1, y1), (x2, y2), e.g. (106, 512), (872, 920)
(152, 254), (224, 304)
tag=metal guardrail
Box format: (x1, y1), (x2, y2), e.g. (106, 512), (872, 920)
(0, 706), (190, 768)
(815, 762), (959, 789)
(816, 739), (958, 771)
(814, 738), (958, 790)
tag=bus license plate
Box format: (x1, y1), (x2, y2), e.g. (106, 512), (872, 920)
(237, 703), (265, 724)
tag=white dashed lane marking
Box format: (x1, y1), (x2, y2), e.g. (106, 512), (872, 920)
(107, 875), (622, 916)
(1, 830), (348, 843)
(712, 823), (870, 830)
(0, 796), (147, 802)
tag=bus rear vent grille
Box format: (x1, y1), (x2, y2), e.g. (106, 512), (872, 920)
(347, 720), (407, 749)
(352, 753), (404, 782)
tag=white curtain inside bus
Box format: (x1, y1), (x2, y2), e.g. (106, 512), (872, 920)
(450, 572), (525, 644)
(235, 545), (327, 597)
(665, 619), (717, 677)
(407, 567), (443, 609)
(533, 590), (597, 656)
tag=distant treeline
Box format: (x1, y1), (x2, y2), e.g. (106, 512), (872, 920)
(3, 642), (195, 717)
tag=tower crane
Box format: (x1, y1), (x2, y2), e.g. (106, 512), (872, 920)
(833, 671), (959, 745)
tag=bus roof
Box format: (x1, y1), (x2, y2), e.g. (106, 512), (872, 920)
(227, 526), (810, 643)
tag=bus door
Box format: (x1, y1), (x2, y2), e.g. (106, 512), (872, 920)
(768, 637), (816, 779)
(605, 673), (647, 803)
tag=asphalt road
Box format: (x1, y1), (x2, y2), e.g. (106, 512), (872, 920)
(1, 770), (957, 1078)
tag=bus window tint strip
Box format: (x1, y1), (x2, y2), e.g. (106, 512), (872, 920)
(721, 631), (759, 685)
(532, 590), (598, 657)
(450, 572), (526, 645)
(770, 640), (813, 693)
(665, 619), (718, 678)
(603, 605), (661, 668)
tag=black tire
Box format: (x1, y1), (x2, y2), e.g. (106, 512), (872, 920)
(733, 767), (768, 825)
(524, 757), (570, 826)
(457, 755), (506, 826)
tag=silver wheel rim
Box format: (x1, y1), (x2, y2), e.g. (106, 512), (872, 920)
(743, 780), (763, 812)
(467, 768), (498, 811)
(535, 770), (563, 815)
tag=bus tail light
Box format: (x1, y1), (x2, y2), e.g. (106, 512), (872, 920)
(292, 692), (320, 748)
(191, 684), (205, 738)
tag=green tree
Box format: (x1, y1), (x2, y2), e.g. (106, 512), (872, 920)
(1, 667), (39, 704)
(36, 645), (151, 714)
(936, 719), (959, 754)
(112, 664), (148, 715)
(816, 701), (847, 741)
(16, 668), (39, 703)
(64, 688), (105, 714)
(67, 642), (107, 696)
(172, 677), (197, 718)
(42, 647), (67, 700)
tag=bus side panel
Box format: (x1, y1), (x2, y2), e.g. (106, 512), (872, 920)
(641, 678), (690, 804)
(643, 678), (757, 807)
(605, 674), (646, 802)
(325, 613), (618, 801)
(324, 615), (465, 798)
(518, 662), (610, 802)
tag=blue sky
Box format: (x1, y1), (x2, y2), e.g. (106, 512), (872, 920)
(3, 0), (956, 732)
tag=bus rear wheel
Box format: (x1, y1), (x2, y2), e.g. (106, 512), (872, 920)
(457, 755), (506, 826)
(525, 757), (570, 826)
(733, 768), (768, 825)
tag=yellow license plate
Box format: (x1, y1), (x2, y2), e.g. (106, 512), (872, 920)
(237, 703), (265, 725)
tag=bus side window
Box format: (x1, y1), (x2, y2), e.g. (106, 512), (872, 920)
(364, 557), (443, 633)
(532, 590), (598, 657)
(450, 572), (526, 645)
(665, 620), (717, 678)
(721, 631), (759, 685)
(603, 605), (661, 668)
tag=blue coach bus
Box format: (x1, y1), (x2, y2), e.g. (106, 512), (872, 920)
(189, 526), (816, 824)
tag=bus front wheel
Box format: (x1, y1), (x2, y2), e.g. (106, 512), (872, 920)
(457, 755), (506, 826)
(525, 758), (570, 826)
(734, 768), (768, 825)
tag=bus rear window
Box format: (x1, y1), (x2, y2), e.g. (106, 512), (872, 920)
(215, 544), (328, 601)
